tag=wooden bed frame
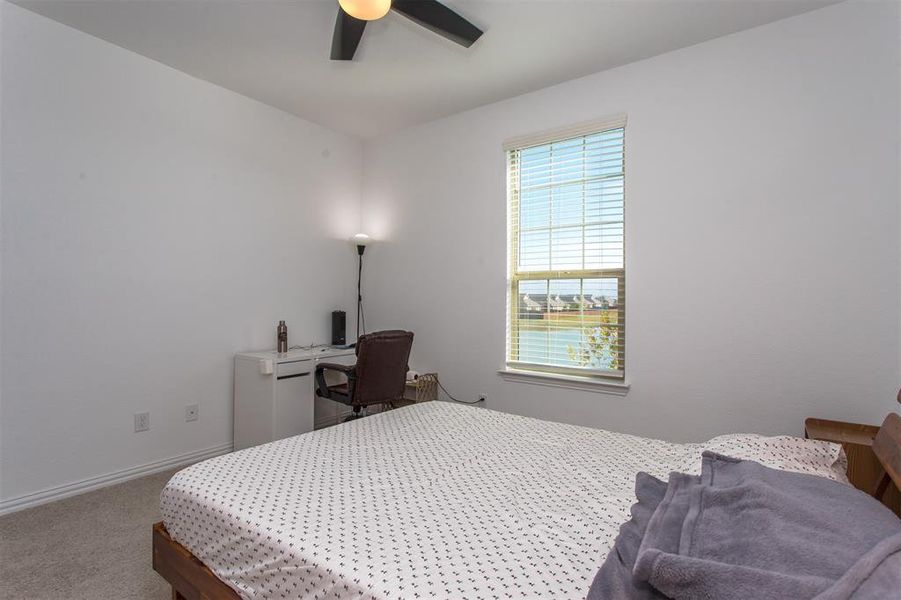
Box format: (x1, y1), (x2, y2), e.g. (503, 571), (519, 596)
(152, 412), (901, 600)
(153, 522), (241, 600)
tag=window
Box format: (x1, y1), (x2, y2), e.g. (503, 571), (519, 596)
(505, 116), (626, 379)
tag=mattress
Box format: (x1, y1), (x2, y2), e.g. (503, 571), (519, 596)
(161, 401), (846, 600)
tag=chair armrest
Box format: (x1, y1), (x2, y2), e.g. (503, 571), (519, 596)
(316, 362), (355, 374)
(314, 362), (356, 400)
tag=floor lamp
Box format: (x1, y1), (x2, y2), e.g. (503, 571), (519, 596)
(351, 233), (372, 341)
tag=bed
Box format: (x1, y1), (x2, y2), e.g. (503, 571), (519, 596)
(153, 402), (900, 600)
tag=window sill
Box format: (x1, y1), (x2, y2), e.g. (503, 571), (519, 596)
(496, 368), (630, 396)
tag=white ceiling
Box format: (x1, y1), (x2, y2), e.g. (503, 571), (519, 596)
(15, 0), (839, 138)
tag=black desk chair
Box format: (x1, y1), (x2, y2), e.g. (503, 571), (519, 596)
(315, 330), (414, 420)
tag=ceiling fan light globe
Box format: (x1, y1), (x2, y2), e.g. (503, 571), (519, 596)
(338, 0), (391, 21)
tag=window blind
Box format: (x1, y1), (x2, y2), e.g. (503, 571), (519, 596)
(506, 120), (625, 379)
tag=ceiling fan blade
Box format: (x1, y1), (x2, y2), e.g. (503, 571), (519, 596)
(330, 8), (367, 60)
(391, 0), (483, 48)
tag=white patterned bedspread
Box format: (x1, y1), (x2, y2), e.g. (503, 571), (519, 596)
(161, 402), (846, 600)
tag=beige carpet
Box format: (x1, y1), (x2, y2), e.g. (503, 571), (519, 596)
(0, 469), (179, 600)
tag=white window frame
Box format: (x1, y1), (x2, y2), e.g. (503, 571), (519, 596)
(504, 115), (627, 382)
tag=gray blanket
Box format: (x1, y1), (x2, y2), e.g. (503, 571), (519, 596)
(817, 532), (901, 599)
(586, 473), (671, 600)
(633, 452), (901, 600)
(588, 452), (901, 599)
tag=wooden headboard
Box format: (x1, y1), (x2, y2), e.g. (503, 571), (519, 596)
(805, 413), (901, 515)
(872, 412), (901, 503)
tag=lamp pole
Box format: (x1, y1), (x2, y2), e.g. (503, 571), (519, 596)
(351, 233), (371, 342)
(356, 243), (365, 341)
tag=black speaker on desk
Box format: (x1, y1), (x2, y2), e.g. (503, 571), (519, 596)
(331, 310), (346, 346)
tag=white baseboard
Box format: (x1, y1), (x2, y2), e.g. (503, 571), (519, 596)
(0, 442), (233, 517)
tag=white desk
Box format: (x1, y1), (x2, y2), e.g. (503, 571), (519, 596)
(234, 347), (356, 450)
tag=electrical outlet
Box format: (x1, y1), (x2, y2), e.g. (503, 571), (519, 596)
(134, 412), (150, 432)
(478, 394), (487, 402)
(185, 404), (199, 422)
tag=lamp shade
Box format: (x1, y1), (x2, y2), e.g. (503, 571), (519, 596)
(351, 233), (372, 247)
(338, 0), (391, 21)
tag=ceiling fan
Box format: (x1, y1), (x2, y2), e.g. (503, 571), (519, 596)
(331, 0), (484, 61)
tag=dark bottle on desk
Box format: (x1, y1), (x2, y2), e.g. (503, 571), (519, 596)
(277, 320), (288, 353)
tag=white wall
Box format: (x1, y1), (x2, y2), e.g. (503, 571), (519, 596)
(1, 0), (898, 510)
(0, 2), (363, 505)
(362, 0), (901, 442)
